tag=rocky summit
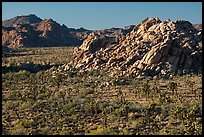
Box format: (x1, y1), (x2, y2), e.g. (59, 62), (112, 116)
(2, 15), (86, 48)
(62, 17), (202, 78)
(2, 14), (42, 27)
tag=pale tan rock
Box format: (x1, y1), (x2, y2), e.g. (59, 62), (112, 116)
(65, 17), (202, 77)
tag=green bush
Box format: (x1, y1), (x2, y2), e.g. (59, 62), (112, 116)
(88, 128), (117, 135)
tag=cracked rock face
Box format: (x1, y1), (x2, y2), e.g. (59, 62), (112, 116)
(66, 17), (202, 78)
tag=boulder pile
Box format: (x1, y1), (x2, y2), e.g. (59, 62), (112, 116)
(63, 17), (202, 78)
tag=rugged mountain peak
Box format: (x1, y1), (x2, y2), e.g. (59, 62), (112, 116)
(2, 15), (83, 48)
(2, 14), (42, 27)
(37, 18), (62, 31)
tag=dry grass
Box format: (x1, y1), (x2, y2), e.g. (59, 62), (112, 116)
(2, 47), (202, 135)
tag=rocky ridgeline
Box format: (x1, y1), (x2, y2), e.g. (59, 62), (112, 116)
(2, 14), (42, 27)
(2, 18), (83, 48)
(93, 25), (135, 37)
(61, 17), (202, 78)
(2, 14), (135, 49)
(2, 14), (94, 48)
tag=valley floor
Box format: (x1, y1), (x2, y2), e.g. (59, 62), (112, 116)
(2, 47), (202, 135)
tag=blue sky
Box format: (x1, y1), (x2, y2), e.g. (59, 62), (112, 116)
(2, 2), (202, 30)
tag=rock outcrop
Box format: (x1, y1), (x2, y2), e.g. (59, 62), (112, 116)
(65, 17), (202, 78)
(193, 24), (202, 31)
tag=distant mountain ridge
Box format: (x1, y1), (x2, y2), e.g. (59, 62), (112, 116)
(2, 14), (202, 49)
(2, 14), (88, 48)
(2, 14), (135, 48)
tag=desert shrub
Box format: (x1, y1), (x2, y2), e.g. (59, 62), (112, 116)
(141, 80), (151, 99)
(88, 128), (117, 135)
(159, 91), (172, 104)
(128, 104), (143, 113)
(112, 105), (128, 117)
(80, 88), (95, 95)
(112, 76), (131, 86)
(19, 101), (32, 111)
(11, 70), (31, 82)
(4, 100), (19, 110)
(167, 81), (178, 95)
(169, 103), (202, 135)
(62, 100), (78, 112)
(9, 124), (29, 135)
(59, 128), (73, 135)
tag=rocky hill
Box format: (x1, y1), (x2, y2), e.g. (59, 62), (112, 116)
(2, 14), (42, 27)
(2, 15), (84, 48)
(61, 17), (202, 78)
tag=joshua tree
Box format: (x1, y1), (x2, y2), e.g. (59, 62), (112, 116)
(102, 107), (108, 129)
(168, 81), (178, 96)
(142, 80), (151, 100)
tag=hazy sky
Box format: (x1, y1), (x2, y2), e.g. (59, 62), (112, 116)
(2, 2), (202, 30)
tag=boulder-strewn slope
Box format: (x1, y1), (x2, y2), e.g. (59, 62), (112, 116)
(64, 17), (202, 78)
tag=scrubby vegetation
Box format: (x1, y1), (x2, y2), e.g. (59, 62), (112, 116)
(2, 47), (202, 135)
